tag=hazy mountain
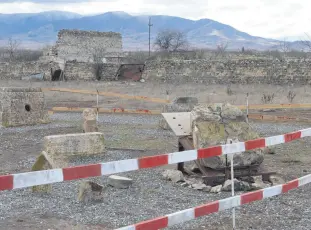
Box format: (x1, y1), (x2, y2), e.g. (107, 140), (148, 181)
(0, 11), (294, 50)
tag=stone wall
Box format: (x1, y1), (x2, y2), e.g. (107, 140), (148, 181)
(0, 61), (60, 81)
(55, 29), (122, 62)
(64, 61), (95, 80)
(142, 59), (311, 85)
(64, 61), (120, 80)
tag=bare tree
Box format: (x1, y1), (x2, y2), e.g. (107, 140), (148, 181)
(7, 37), (21, 61)
(213, 42), (228, 58)
(278, 38), (291, 60)
(300, 33), (311, 52)
(154, 29), (189, 52)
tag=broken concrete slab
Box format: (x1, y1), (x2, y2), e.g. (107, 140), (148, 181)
(108, 175), (133, 189)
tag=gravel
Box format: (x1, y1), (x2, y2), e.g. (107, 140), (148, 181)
(1, 113), (311, 230)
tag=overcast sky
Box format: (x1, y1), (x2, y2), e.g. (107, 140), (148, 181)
(0, 0), (308, 40)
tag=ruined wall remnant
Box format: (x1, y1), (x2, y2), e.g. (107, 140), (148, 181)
(142, 59), (311, 85)
(55, 29), (123, 62)
(64, 61), (95, 80)
(0, 61), (60, 81)
(63, 61), (120, 80)
(0, 87), (49, 127)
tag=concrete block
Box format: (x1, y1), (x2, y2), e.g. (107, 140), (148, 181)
(44, 132), (105, 157)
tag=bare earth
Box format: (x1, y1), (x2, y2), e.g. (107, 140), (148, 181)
(1, 81), (311, 230)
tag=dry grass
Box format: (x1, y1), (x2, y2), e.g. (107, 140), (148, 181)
(1, 80), (311, 109)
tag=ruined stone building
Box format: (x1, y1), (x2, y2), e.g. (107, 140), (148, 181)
(37, 29), (125, 81)
(45, 29), (123, 63)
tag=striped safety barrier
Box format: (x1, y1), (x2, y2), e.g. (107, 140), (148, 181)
(116, 174), (311, 230)
(0, 128), (310, 192)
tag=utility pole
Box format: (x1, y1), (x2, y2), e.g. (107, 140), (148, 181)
(148, 16), (153, 56)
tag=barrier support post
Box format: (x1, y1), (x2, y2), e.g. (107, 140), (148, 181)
(230, 140), (236, 229)
(246, 93), (249, 124)
(96, 89), (99, 121)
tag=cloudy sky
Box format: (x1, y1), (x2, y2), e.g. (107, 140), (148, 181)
(0, 0), (308, 40)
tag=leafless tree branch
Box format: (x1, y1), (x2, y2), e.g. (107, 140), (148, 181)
(154, 29), (189, 52)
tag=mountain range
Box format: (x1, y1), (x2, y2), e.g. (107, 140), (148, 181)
(0, 11), (300, 51)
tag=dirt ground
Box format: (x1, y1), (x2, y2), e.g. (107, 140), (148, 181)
(1, 80), (311, 110)
(1, 81), (311, 229)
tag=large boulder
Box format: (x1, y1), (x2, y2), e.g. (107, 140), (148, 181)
(159, 97), (198, 130)
(192, 103), (264, 169)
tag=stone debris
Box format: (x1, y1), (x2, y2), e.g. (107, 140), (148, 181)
(192, 183), (208, 190)
(222, 179), (251, 192)
(77, 180), (105, 202)
(210, 185), (223, 193)
(264, 147), (276, 155)
(192, 103), (264, 170)
(202, 186), (212, 192)
(162, 169), (184, 183)
(269, 175), (285, 186)
(108, 175), (133, 189)
(180, 182), (188, 187)
(251, 179), (271, 190)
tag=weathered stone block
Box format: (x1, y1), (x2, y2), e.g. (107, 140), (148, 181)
(44, 132), (105, 158)
(108, 175), (133, 189)
(0, 87), (49, 127)
(82, 108), (98, 132)
(78, 180), (105, 202)
(192, 103), (264, 169)
(162, 169), (184, 183)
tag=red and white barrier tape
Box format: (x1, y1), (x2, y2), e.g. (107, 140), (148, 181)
(1, 128), (311, 191)
(116, 174), (311, 230)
